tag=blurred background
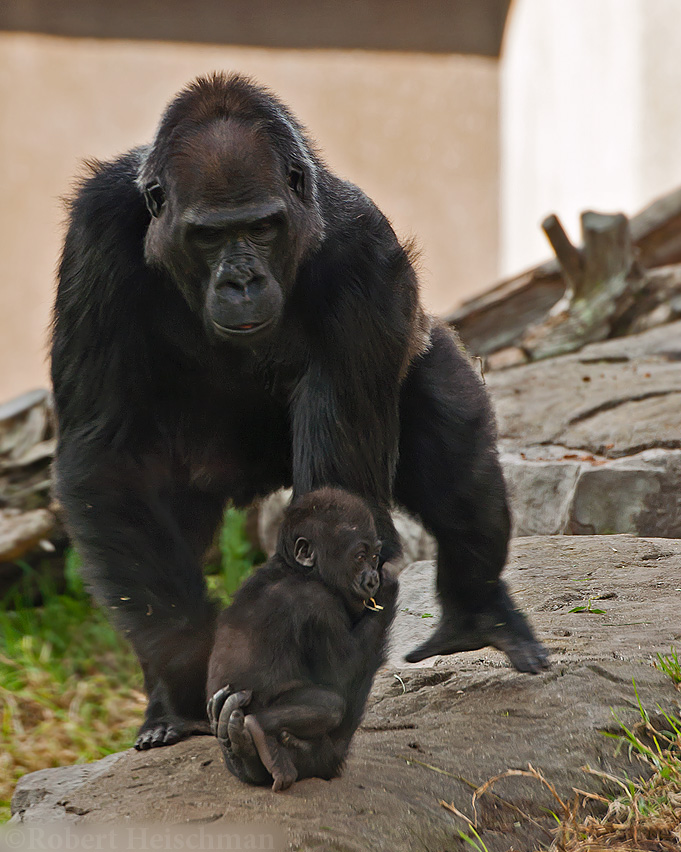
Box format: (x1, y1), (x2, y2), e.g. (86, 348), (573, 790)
(2, 0), (681, 403)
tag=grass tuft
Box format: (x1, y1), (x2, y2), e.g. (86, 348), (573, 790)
(656, 647), (681, 688)
(440, 669), (681, 851)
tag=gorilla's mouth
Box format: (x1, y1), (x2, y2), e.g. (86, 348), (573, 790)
(212, 317), (275, 339)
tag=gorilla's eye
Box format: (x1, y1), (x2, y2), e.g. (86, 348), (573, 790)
(248, 220), (278, 241)
(191, 226), (225, 247)
(355, 551), (367, 563)
(144, 182), (166, 218)
(287, 166), (305, 199)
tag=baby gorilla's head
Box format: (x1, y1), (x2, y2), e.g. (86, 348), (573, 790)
(278, 487), (382, 614)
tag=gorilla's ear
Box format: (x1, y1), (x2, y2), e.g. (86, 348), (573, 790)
(287, 165), (305, 200)
(144, 182), (166, 218)
(294, 537), (315, 568)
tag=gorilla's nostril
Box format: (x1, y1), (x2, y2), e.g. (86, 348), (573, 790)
(366, 574), (379, 594)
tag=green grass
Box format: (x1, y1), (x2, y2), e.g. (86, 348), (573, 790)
(656, 647), (681, 687)
(206, 506), (262, 603)
(0, 507), (259, 821)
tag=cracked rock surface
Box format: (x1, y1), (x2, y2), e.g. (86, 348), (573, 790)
(11, 536), (681, 852)
(490, 320), (681, 536)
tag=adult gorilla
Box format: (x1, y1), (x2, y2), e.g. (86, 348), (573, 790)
(52, 73), (548, 749)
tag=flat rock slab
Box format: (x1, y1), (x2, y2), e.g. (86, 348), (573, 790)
(390, 535), (681, 669)
(488, 320), (681, 455)
(12, 536), (681, 852)
(486, 320), (681, 537)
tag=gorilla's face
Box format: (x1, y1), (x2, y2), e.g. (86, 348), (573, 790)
(142, 118), (309, 345)
(295, 524), (382, 616)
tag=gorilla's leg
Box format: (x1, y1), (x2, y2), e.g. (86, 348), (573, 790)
(56, 455), (224, 748)
(395, 324), (549, 673)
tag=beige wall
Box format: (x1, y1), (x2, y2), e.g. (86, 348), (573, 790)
(501, 0), (681, 276)
(0, 32), (499, 403)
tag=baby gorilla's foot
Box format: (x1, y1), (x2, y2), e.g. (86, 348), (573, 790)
(280, 730), (315, 753)
(227, 709), (259, 760)
(240, 716), (298, 792)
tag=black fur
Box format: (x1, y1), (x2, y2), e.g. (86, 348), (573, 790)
(206, 488), (396, 791)
(51, 73), (548, 750)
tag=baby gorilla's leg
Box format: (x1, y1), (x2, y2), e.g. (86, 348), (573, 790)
(207, 687), (296, 790)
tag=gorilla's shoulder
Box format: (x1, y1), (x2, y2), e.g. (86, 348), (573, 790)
(66, 148), (148, 237)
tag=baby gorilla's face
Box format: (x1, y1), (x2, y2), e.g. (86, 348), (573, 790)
(284, 487), (384, 614)
(317, 525), (382, 614)
(349, 548), (380, 603)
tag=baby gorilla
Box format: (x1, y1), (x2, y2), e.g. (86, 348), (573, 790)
(206, 487), (397, 791)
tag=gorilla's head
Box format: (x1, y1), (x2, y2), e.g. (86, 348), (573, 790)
(138, 74), (325, 345)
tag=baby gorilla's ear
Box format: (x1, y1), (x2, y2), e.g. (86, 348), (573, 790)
(294, 537), (315, 568)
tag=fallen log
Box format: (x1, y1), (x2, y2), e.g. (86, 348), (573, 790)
(0, 390), (64, 590)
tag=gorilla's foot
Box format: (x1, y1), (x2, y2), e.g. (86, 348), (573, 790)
(269, 748), (298, 793)
(405, 581), (550, 674)
(216, 700), (297, 792)
(134, 715), (211, 750)
(280, 730), (315, 753)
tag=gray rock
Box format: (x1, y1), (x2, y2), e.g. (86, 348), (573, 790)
(391, 512), (436, 567)
(570, 449), (681, 536)
(12, 536), (681, 852)
(389, 534), (681, 668)
(501, 453), (581, 535)
(11, 753), (124, 823)
(500, 447), (681, 537)
(256, 488), (291, 557)
(488, 321), (681, 537)
(0, 508), (55, 563)
(388, 560), (440, 668)
(488, 320), (681, 454)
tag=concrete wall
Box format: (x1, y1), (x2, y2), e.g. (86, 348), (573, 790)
(501, 0), (681, 276)
(0, 32), (500, 402)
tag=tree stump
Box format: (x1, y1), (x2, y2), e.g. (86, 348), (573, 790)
(520, 211), (645, 360)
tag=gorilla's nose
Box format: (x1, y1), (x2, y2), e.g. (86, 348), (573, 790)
(217, 264), (256, 293)
(363, 570), (380, 597)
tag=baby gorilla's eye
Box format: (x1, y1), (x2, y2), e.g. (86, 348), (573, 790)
(355, 552), (366, 562)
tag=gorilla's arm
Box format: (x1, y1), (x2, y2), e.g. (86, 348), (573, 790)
(290, 211), (420, 557)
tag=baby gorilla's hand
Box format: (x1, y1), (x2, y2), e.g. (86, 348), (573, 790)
(207, 687), (253, 740)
